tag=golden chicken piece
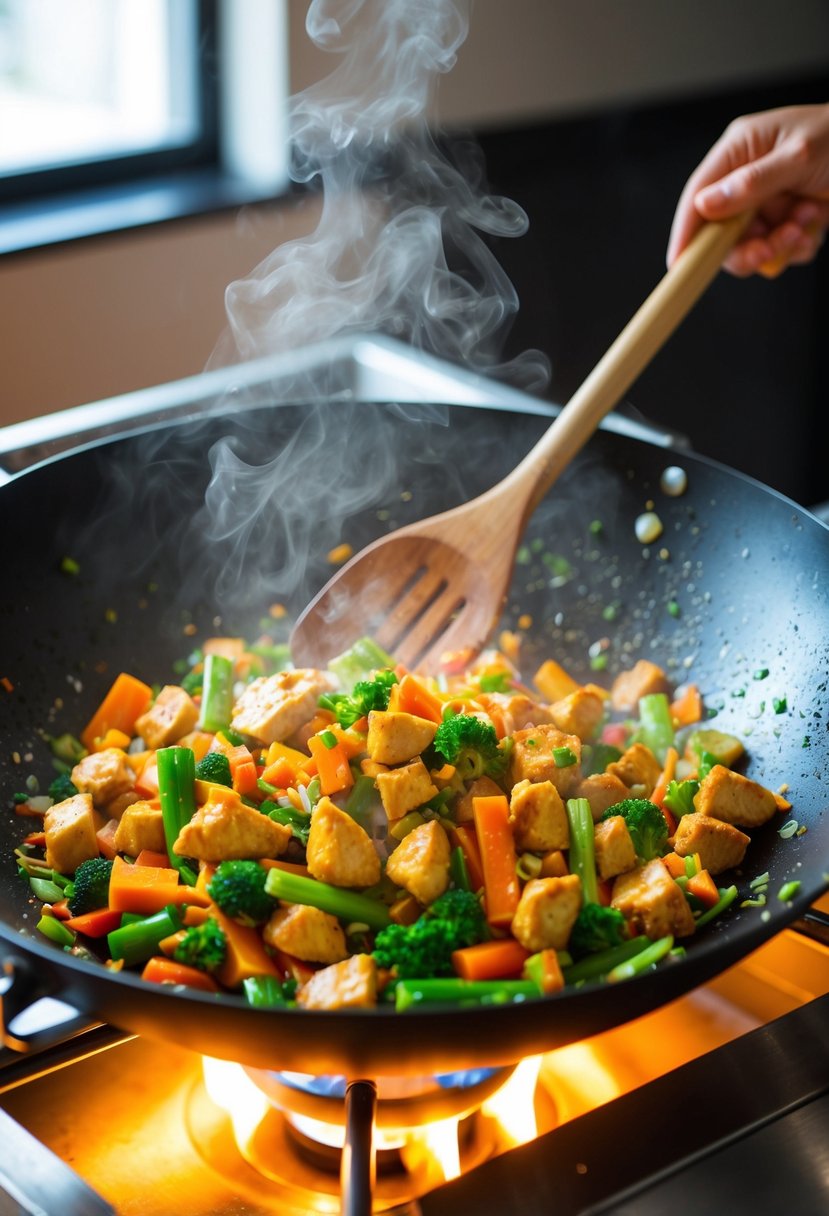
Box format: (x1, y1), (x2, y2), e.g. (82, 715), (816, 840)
(71, 747), (135, 809)
(306, 796), (380, 888)
(44, 794), (101, 874)
(509, 779), (569, 853)
(672, 812), (750, 875)
(385, 819), (451, 906)
(297, 953), (377, 1010)
(375, 757), (438, 822)
(511, 874), (582, 952)
(477, 691), (555, 734)
(549, 687), (605, 741)
(606, 743), (662, 797)
(573, 772), (632, 821)
(693, 765), (779, 828)
(455, 775), (503, 824)
(134, 684), (199, 750)
(593, 815), (637, 880)
(612, 859), (696, 940)
(113, 801), (166, 856)
(263, 903), (348, 964)
(173, 787), (291, 862)
(508, 725), (583, 797)
(366, 710), (438, 766)
(231, 668), (334, 744)
(610, 659), (670, 712)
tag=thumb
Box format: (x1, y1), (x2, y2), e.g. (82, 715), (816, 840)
(695, 145), (801, 217)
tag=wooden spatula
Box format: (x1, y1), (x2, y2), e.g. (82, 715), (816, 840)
(290, 215), (750, 673)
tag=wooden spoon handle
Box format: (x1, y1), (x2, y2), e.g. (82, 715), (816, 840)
(505, 212), (753, 516)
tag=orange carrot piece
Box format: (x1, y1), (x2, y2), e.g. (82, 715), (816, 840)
(307, 734), (354, 796)
(135, 849), (173, 868)
(80, 672), (153, 750)
(394, 673), (444, 724)
(327, 723), (368, 759)
(232, 758), (260, 799)
(526, 947), (565, 994)
(452, 937), (529, 980)
(63, 907), (122, 937)
(261, 755), (298, 789)
(158, 929), (188, 956)
(107, 855), (211, 915)
(671, 684), (703, 727)
(271, 947), (317, 987)
(687, 869), (721, 908)
(533, 659), (579, 703)
(23, 831), (46, 848)
(90, 728), (132, 753)
(259, 858), (311, 878)
(134, 758), (159, 798)
(651, 746), (679, 809)
(141, 956), (219, 992)
(662, 852), (687, 879)
(182, 905), (210, 926)
(211, 907), (282, 989)
(472, 795), (521, 928)
(450, 824), (486, 894)
(96, 817), (119, 860)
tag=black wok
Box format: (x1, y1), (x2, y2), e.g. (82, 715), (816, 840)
(1, 397), (827, 1077)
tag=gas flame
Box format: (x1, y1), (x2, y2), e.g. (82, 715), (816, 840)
(481, 1054), (542, 1147)
(202, 1056), (272, 1153)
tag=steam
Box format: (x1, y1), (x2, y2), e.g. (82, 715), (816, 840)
(196, 0), (549, 628)
(209, 0), (548, 385)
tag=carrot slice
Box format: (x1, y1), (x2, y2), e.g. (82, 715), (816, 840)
(687, 869), (721, 908)
(671, 684), (703, 727)
(307, 735), (354, 796)
(108, 855), (210, 915)
(141, 956), (219, 992)
(452, 937), (529, 980)
(472, 795), (521, 928)
(80, 673), (153, 750)
(135, 849), (173, 868)
(450, 824), (486, 894)
(393, 674), (444, 724)
(211, 907), (282, 989)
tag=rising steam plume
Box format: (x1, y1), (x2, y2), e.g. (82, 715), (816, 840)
(209, 0), (548, 386)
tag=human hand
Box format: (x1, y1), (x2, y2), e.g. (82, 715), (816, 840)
(667, 103), (829, 277)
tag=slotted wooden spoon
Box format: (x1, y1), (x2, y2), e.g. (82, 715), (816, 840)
(291, 215), (750, 672)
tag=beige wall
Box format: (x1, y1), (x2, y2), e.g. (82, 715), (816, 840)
(1, 0), (827, 428)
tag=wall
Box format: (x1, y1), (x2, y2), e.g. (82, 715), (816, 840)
(1, 0), (828, 429)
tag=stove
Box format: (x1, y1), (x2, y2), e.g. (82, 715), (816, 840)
(2, 335), (828, 1215)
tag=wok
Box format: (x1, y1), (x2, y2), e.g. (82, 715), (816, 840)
(1, 397), (828, 1078)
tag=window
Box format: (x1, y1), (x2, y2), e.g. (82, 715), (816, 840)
(0, 0), (215, 200)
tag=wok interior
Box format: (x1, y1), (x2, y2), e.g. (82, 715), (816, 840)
(1, 399), (828, 1074)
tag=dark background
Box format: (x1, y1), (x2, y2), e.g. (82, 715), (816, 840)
(476, 72), (829, 507)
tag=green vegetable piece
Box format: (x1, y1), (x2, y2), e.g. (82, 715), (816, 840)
(157, 746), (197, 876)
(327, 637), (396, 694)
(432, 714), (506, 781)
(208, 860), (277, 926)
(344, 774), (378, 821)
(174, 918), (227, 973)
(30, 876), (66, 904)
(243, 975), (297, 1007)
(601, 798), (668, 863)
(581, 742), (622, 777)
(266, 803), (311, 846)
(562, 936), (651, 986)
(478, 672), (512, 693)
(636, 693), (674, 763)
(319, 668), (398, 728)
(68, 857), (114, 917)
(197, 654), (235, 733)
(552, 746), (577, 767)
(37, 914), (76, 948)
(107, 906), (182, 966)
(395, 978), (537, 1011)
(777, 880), (801, 903)
(686, 729), (744, 769)
(48, 733), (87, 764)
(565, 797), (599, 906)
(568, 903), (627, 959)
(372, 889), (486, 978)
(263, 867), (392, 930)
(449, 845), (471, 892)
(694, 884), (738, 927)
(194, 752), (233, 787)
(47, 772), (79, 802)
(662, 778), (699, 818)
(606, 934), (674, 982)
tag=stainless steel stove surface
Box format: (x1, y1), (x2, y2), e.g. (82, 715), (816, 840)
(2, 336), (828, 1215)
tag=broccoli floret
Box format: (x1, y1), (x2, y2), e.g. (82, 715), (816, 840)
(319, 669), (398, 728)
(48, 772), (79, 802)
(207, 860), (276, 926)
(174, 918), (227, 973)
(67, 857), (113, 916)
(372, 889), (486, 978)
(602, 798), (668, 862)
(568, 903), (627, 959)
(194, 751), (233, 787)
(432, 713), (507, 781)
(662, 778), (700, 818)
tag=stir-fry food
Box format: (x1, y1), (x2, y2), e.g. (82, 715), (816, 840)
(12, 636), (792, 1011)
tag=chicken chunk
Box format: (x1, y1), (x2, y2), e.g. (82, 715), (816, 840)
(297, 953), (377, 1010)
(672, 812), (750, 875)
(43, 794), (101, 874)
(263, 903), (348, 964)
(508, 726), (583, 797)
(574, 772), (632, 822)
(510, 874), (582, 952)
(693, 765), (778, 828)
(71, 748), (135, 809)
(611, 858), (696, 940)
(306, 796), (380, 888)
(610, 660), (670, 712)
(366, 710), (438, 766)
(385, 819), (451, 906)
(606, 743), (662, 797)
(455, 776), (503, 824)
(375, 757), (438, 822)
(173, 787), (291, 861)
(593, 815), (637, 880)
(135, 684), (199, 749)
(549, 687), (605, 741)
(478, 691), (555, 733)
(231, 669), (334, 744)
(509, 779), (569, 852)
(113, 801), (166, 856)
